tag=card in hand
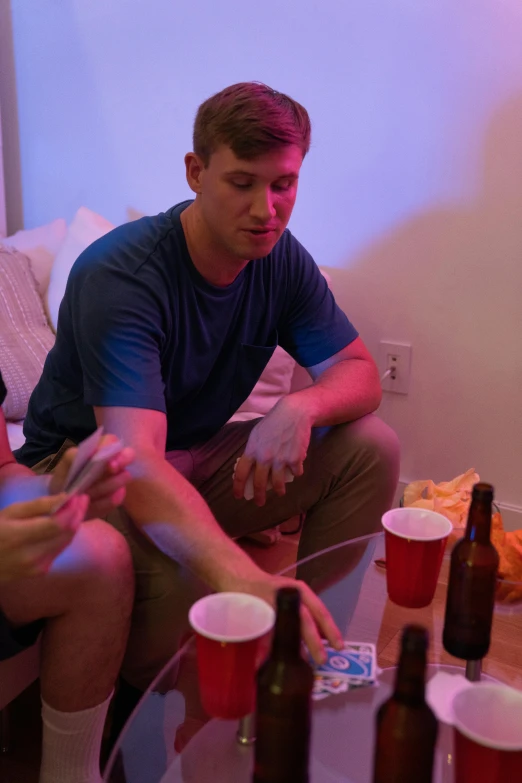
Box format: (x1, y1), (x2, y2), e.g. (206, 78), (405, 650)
(313, 641), (377, 683)
(53, 428), (123, 512)
(64, 426), (105, 491)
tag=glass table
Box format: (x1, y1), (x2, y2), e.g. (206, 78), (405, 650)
(104, 532), (522, 783)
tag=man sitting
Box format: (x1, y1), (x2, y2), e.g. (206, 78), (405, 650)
(1, 370), (135, 783)
(16, 82), (400, 707)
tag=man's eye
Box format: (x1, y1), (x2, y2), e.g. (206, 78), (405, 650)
(231, 181), (252, 190)
(273, 181), (292, 192)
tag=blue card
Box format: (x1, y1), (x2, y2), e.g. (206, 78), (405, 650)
(312, 641), (377, 682)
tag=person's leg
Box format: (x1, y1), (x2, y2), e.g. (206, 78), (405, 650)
(197, 414), (400, 554)
(106, 505), (207, 695)
(104, 469), (209, 753)
(0, 520), (134, 783)
(197, 414), (400, 630)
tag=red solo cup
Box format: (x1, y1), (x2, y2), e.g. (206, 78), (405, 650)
(453, 684), (522, 782)
(381, 507), (452, 608)
(188, 592), (275, 720)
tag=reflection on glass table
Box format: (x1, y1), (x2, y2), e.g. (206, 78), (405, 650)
(104, 531), (522, 783)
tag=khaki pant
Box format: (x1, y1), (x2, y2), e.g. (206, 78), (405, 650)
(102, 414), (400, 690)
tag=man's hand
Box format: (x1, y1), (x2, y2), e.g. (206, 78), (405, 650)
(229, 569), (343, 664)
(0, 495), (88, 583)
(50, 435), (135, 519)
(233, 397), (312, 506)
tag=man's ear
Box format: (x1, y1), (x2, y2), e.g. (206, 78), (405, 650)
(184, 152), (205, 194)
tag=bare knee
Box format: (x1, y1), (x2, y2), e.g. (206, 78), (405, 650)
(48, 519), (135, 615)
(70, 519), (133, 589)
(0, 521), (134, 626)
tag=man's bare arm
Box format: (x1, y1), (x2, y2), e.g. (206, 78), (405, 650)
(290, 336), (382, 427)
(93, 405), (270, 591)
(93, 405), (343, 661)
(233, 336), (382, 504)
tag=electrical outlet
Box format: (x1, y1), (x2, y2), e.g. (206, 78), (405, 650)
(379, 342), (412, 394)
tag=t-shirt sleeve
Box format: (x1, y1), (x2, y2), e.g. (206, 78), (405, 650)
(277, 235), (359, 368)
(69, 265), (167, 412)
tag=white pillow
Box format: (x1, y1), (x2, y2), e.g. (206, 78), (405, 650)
(46, 207), (115, 331)
(229, 346), (297, 422)
(0, 246), (55, 421)
(3, 218), (67, 298)
(228, 268), (332, 422)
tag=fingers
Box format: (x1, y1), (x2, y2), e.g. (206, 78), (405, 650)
(84, 486), (126, 520)
(270, 463), (289, 497)
(107, 446), (135, 473)
(251, 462), (271, 507)
(233, 455), (255, 500)
(85, 470), (131, 501)
(5, 495), (69, 520)
(7, 495), (87, 557)
(297, 581), (343, 654)
(54, 494), (89, 531)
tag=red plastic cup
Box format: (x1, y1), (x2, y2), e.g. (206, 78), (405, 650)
(188, 592), (275, 720)
(381, 507), (452, 608)
(453, 684), (522, 782)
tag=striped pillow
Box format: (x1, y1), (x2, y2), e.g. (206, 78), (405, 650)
(0, 245), (55, 420)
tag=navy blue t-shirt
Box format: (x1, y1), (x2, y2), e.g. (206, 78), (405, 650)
(17, 202), (358, 466)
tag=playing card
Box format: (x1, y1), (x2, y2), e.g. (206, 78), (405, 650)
(316, 676), (349, 694)
(312, 641), (377, 683)
(53, 433), (123, 512)
(311, 672), (376, 701)
(64, 426), (105, 491)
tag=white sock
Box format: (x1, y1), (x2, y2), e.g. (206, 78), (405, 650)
(39, 691), (113, 783)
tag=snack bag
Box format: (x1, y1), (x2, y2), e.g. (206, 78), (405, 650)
(403, 471), (522, 602)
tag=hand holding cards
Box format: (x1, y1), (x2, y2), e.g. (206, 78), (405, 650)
(53, 427), (124, 511)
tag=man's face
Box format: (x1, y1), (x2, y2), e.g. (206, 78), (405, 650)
(194, 144), (303, 261)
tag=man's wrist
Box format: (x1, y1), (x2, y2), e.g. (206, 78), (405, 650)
(277, 389), (319, 428)
(213, 547), (266, 593)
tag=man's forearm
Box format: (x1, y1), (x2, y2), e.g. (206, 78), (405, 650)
(123, 450), (264, 591)
(287, 358), (382, 427)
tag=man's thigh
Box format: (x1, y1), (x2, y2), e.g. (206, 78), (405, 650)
(198, 414), (399, 543)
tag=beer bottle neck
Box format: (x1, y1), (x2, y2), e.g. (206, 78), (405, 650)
(270, 607), (302, 660)
(393, 648), (427, 705)
(465, 497), (492, 545)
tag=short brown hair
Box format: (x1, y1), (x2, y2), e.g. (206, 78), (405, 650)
(193, 82), (311, 165)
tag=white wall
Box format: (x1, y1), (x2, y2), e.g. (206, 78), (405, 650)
(4, 0), (522, 511)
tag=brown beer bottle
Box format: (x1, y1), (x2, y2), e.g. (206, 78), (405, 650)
(443, 482), (499, 660)
(252, 587), (314, 783)
(372, 625), (438, 783)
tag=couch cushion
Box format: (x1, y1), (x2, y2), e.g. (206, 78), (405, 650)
(46, 207), (115, 331)
(0, 246), (55, 420)
(3, 218), (67, 299)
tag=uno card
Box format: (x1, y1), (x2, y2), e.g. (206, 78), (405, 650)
(53, 430), (123, 512)
(64, 426), (105, 491)
(313, 641), (377, 683)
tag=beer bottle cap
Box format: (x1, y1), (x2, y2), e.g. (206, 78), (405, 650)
(276, 586), (301, 613)
(401, 624), (429, 653)
(472, 482), (494, 501)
